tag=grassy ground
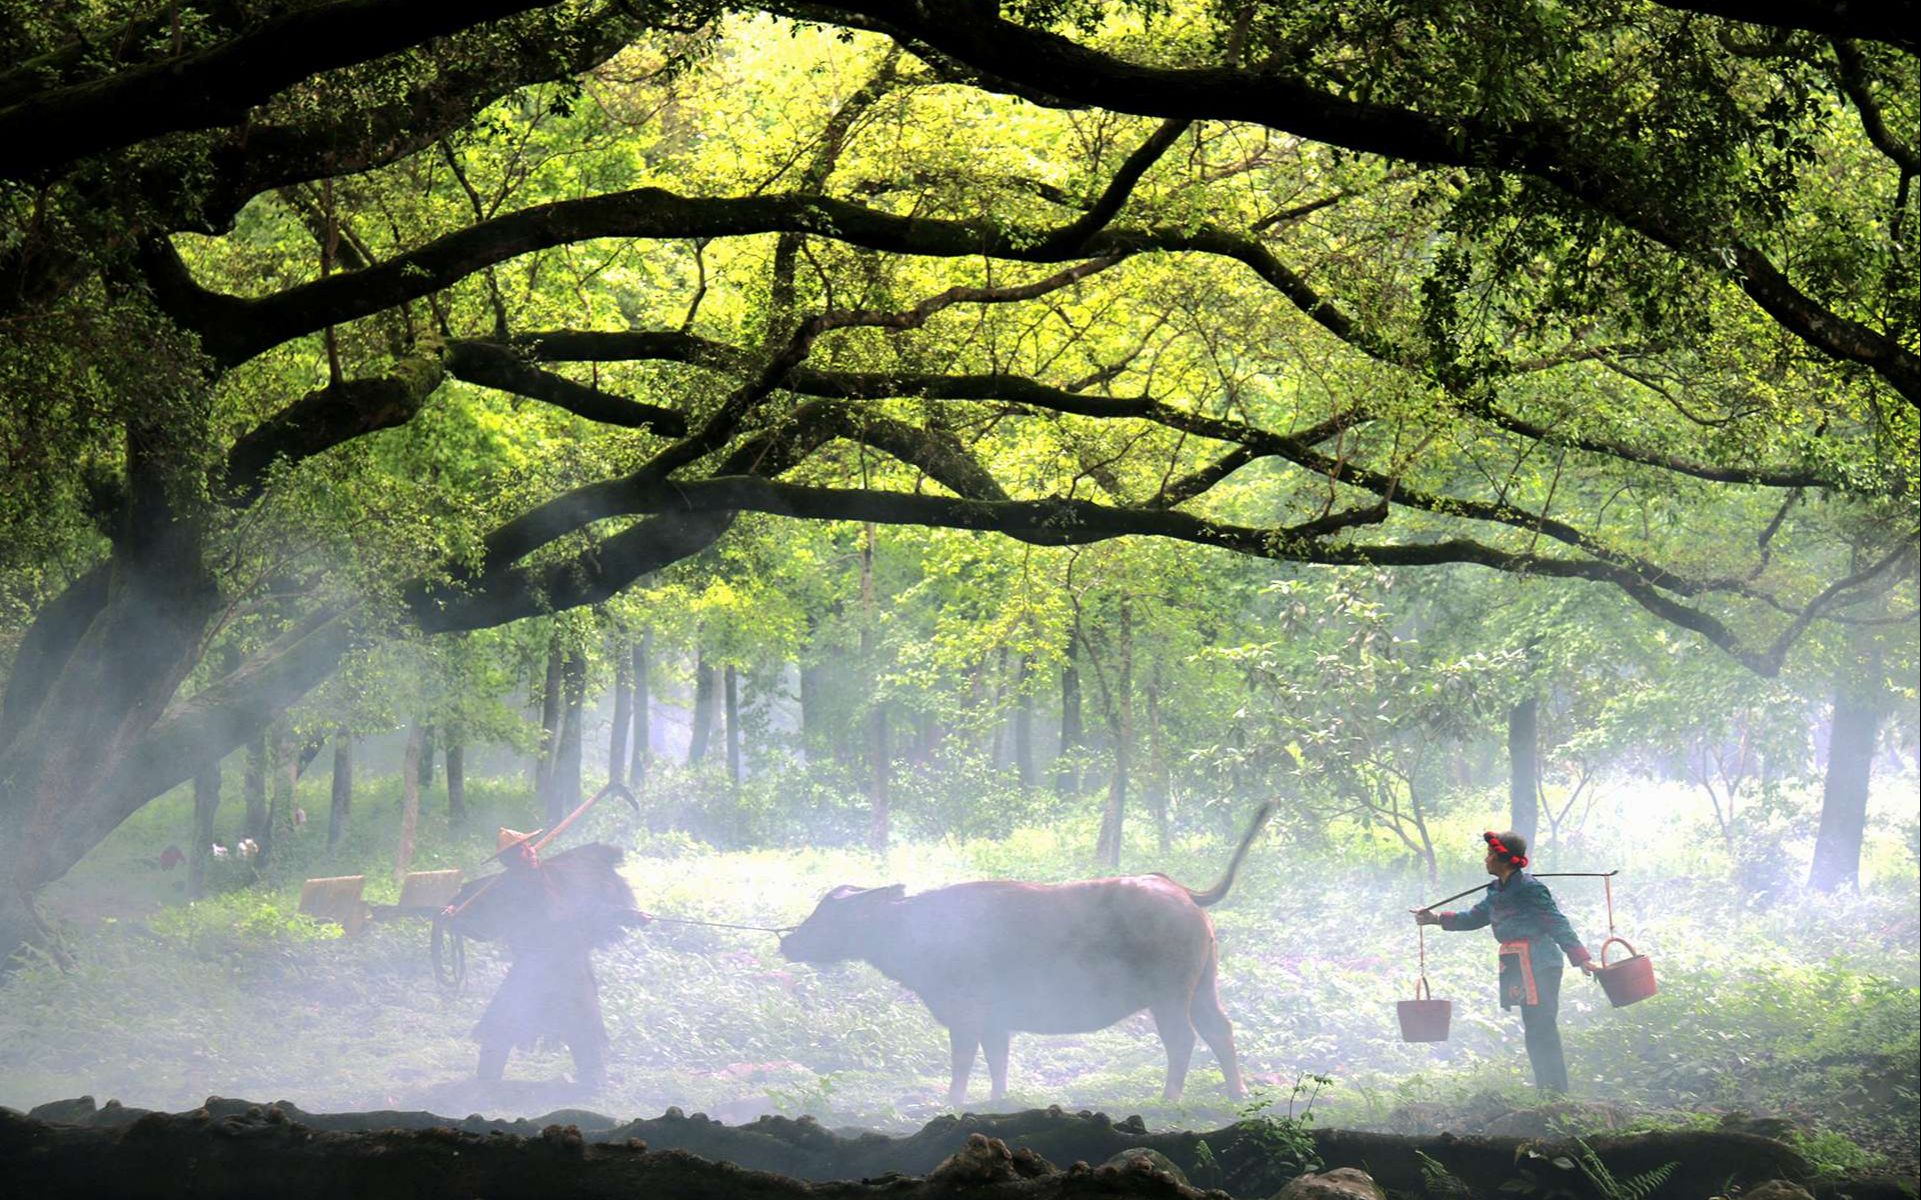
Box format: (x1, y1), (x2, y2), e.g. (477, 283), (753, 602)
(3, 771), (1915, 1179)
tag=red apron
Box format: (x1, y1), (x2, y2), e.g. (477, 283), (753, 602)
(1499, 940), (1539, 1008)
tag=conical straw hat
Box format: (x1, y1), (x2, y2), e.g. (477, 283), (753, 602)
(496, 826), (543, 854)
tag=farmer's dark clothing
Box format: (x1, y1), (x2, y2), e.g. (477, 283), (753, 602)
(1440, 871), (1589, 1094)
(1518, 962), (1569, 1093)
(448, 843), (642, 1087)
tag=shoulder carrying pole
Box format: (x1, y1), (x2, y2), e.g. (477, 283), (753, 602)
(1418, 869), (1617, 913)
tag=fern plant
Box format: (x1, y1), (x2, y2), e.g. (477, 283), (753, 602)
(1501, 1138), (1678, 1200)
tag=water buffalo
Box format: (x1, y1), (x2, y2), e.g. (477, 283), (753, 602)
(779, 803), (1272, 1107)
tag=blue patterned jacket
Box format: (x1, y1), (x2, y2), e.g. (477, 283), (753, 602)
(1439, 871), (1592, 967)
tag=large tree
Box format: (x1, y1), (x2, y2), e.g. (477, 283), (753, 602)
(1, 0), (1915, 960)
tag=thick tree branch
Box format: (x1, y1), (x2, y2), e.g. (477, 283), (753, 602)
(0, 0), (576, 180)
(1830, 40), (1921, 174)
(220, 356), (446, 504)
(793, 2), (1921, 404)
(0, 563), (111, 755)
(1648, 1), (1919, 54)
(442, 341), (688, 434)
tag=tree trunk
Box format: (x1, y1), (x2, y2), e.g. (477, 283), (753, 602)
(1507, 695), (1540, 844)
(550, 647), (586, 825)
(1809, 683), (1883, 892)
(688, 649), (716, 765)
(1145, 665), (1169, 853)
(327, 735), (353, 849)
(189, 758), (220, 900)
(396, 724), (423, 878)
(609, 641), (631, 788)
(860, 523), (888, 853)
(868, 705), (891, 855)
(445, 737), (467, 824)
(1054, 628), (1082, 798)
(631, 633), (651, 787)
(987, 647), (1009, 767)
(536, 640), (563, 797)
(0, 393), (221, 965)
(242, 731), (268, 846)
(724, 664), (742, 791)
(1095, 600), (1132, 867)
(799, 659), (822, 761)
(1014, 653), (1034, 787)
(264, 724), (303, 866)
(416, 724), (435, 788)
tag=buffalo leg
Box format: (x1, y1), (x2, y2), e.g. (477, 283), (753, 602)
(1190, 966), (1245, 1099)
(1150, 1001), (1197, 1101)
(946, 1025), (980, 1108)
(569, 1038), (606, 1089)
(476, 1039), (510, 1083)
(982, 1027), (1011, 1101)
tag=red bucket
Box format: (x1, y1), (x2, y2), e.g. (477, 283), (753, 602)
(1397, 977), (1453, 1042)
(1596, 936), (1657, 1007)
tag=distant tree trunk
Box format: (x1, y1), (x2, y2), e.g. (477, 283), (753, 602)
(987, 646), (1009, 767)
(189, 758), (220, 899)
(724, 664), (742, 791)
(445, 735), (467, 824)
(242, 731), (268, 846)
(1095, 601), (1132, 867)
(536, 640), (563, 796)
(396, 724), (423, 878)
(631, 633), (651, 787)
(1810, 669), (1884, 892)
(1508, 695), (1540, 843)
(268, 725), (299, 861)
(1145, 665), (1169, 853)
(1055, 628), (1082, 798)
(609, 642), (631, 788)
(868, 706), (891, 854)
(861, 523), (888, 853)
(1014, 653), (1035, 787)
(799, 659), (822, 760)
(688, 649), (716, 765)
(416, 724), (435, 788)
(550, 647), (586, 824)
(327, 734), (353, 849)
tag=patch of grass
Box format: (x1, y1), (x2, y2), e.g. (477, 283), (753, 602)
(1, 784), (1914, 1175)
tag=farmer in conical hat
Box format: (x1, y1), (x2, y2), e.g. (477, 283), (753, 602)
(440, 820), (651, 1088)
(1412, 831), (1600, 1093)
(495, 826), (542, 869)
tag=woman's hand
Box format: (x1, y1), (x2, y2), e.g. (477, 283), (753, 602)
(1409, 908), (1440, 926)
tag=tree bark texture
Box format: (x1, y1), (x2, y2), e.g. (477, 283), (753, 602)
(1809, 686), (1883, 891)
(189, 759), (221, 900)
(396, 724), (424, 878)
(860, 523), (888, 853)
(724, 664), (742, 791)
(0, 396), (221, 964)
(1055, 630), (1081, 799)
(550, 647), (586, 825)
(536, 641), (563, 797)
(688, 650), (716, 765)
(1095, 600), (1132, 868)
(445, 738), (467, 824)
(609, 642), (631, 788)
(416, 724), (435, 788)
(328, 735), (353, 849)
(630, 633), (650, 786)
(867, 705), (891, 855)
(1014, 653), (1034, 788)
(1507, 695), (1540, 844)
(243, 732), (269, 846)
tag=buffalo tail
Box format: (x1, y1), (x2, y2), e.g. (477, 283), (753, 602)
(1188, 801), (1274, 908)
